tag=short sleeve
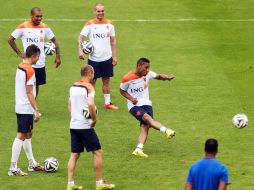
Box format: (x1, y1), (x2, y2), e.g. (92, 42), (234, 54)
(219, 165), (229, 183)
(88, 91), (95, 97)
(11, 29), (22, 39)
(26, 73), (35, 86)
(110, 24), (115, 37)
(147, 71), (157, 79)
(120, 82), (129, 91)
(186, 167), (193, 183)
(45, 28), (55, 40)
(80, 25), (90, 37)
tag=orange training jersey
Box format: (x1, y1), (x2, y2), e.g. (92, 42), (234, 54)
(15, 62), (36, 114)
(120, 70), (157, 110)
(80, 18), (115, 62)
(69, 80), (95, 129)
(11, 21), (55, 68)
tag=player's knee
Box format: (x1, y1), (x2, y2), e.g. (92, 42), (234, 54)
(142, 113), (152, 123)
(93, 149), (103, 157)
(71, 153), (80, 160)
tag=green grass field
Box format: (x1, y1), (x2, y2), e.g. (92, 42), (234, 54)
(1, 0), (254, 189)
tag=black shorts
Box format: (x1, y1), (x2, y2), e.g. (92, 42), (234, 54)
(34, 67), (46, 85)
(16, 114), (34, 133)
(70, 129), (101, 153)
(129, 105), (153, 126)
(88, 58), (113, 79)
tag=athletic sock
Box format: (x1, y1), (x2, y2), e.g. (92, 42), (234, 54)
(96, 179), (104, 186)
(160, 126), (167, 133)
(137, 143), (144, 150)
(104, 94), (110, 105)
(10, 138), (23, 170)
(67, 181), (75, 187)
(23, 138), (36, 166)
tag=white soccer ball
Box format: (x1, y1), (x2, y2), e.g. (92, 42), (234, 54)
(83, 105), (98, 119)
(232, 114), (248, 128)
(44, 42), (56, 55)
(81, 40), (94, 54)
(44, 157), (59, 172)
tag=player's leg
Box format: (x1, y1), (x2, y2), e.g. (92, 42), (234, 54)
(101, 58), (118, 110)
(67, 129), (84, 190)
(93, 149), (115, 190)
(8, 132), (28, 176)
(24, 131), (44, 171)
(93, 149), (103, 181)
(142, 113), (176, 139)
(67, 153), (83, 190)
(8, 114), (30, 176)
(132, 124), (149, 158)
(129, 106), (150, 157)
(83, 128), (114, 190)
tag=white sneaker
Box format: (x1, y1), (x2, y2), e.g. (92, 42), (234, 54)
(28, 162), (44, 171)
(8, 168), (28, 176)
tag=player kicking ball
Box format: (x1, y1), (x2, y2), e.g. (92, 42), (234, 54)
(120, 57), (176, 158)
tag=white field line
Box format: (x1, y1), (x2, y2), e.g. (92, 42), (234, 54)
(1, 18), (254, 22)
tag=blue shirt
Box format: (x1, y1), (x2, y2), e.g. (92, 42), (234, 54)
(186, 157), (228, 190)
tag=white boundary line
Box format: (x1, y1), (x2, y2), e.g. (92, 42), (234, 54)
(1, 18), (254, 22)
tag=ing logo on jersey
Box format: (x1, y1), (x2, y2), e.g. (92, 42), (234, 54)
(130, 87), (144, 93)
(92, 32), (110, 39)
(26, 38), (39, 43)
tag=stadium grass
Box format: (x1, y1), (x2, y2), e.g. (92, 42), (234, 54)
(1, 0), (254, 189)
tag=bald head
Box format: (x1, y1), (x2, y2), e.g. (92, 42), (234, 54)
(30, 7), (41, 16)
(94, 3), (104, 10)
(81, 64), (94, 77)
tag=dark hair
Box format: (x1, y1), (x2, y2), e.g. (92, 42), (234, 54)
(81, 64), (94, 77)
(137, 57), (150, 67)
(25, 44), (40, 58)
(30, 7), (41, 15)
(205, 138), (218, 153)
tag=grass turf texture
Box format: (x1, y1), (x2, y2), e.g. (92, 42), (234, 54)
(0, 0), (254, 189)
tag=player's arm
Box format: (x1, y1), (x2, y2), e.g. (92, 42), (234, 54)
(218, 181), (227, 190)
(185, 183), (193, 190)
(87, 96), (97, 127)
(78, 34), (86, 60)
(120, 89), (138, 105)
(7, 36), (26, 58)
(26, 85), (40, 122)
(155, 73), (175, 81)
(50, 37), (61, 68)
(110, 36), (117, 66)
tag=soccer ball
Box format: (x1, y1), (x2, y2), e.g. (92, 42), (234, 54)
(81, 40), (94, 54)
(44, 42), (56, 55)
(44, 157), (59, 172)
(83, 105), (98, 119)
(232, 114), (248, 128)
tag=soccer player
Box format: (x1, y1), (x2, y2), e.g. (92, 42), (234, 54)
(67, 64), (115, 190)
(8, 44), (43, 176)
(120, 57), (176, 158)
(185, 139), (228, 190)
(8, 7), (61, 97)
(78, 3), (118, 110)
